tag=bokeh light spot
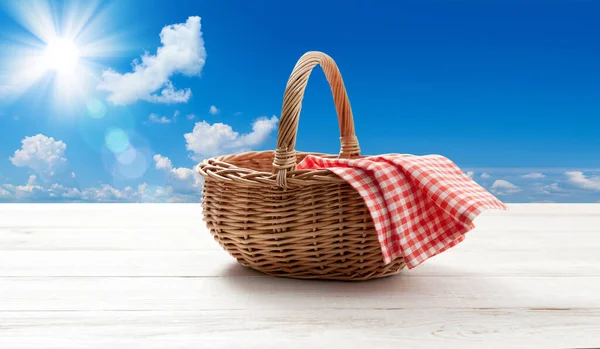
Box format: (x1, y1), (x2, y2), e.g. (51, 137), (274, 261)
(116, 149), (148, 180)
(116, 146), (137, 165)
(87, 98), (107, 119)
(105, 128), (129, 153)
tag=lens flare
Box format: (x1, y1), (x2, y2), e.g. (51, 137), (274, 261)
(86, 98), (107, 119)
(116, 146), (137, 165)
(116, 152), (148, 180)
(101, 131), (152, 181)
(104, 128), (129, 153)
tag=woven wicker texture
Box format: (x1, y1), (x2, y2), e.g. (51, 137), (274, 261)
(197, 51), (406, 281)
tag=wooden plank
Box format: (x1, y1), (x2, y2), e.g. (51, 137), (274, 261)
(0, 309), (598, 349)
(0, 248), (598, 277)
(0, 204), (599, 231)
(1, 276), (599, 311)
(0, 227), (217, 251)
(0, 204), (204, 228)
(0, 251), (243, 277)
(1, 226), (599, 251)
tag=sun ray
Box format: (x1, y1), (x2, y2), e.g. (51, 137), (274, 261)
(0, 0), (128, 110)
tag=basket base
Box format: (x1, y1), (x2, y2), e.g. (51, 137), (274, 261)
(231, 256), (406, 281)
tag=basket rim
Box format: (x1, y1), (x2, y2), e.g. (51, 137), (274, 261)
(197, 150), (356, 188)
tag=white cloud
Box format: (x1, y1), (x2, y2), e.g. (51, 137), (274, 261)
(186, 113), (196, 120)
(0, 186), (10, 198)
(80, 184), (134, 202)
(521, 172), (545, 179)
(169, 167), (203, 192)
(26, 174), (37, 187)
(565, 171), (600, 191)
(490, 179), (521, 195)
(209, 105), (219, 115)
(57, 183), (154, 202)
(97, 16), (206, 105)
(540, 183), (565, 195)
(148, 110), (179, 124)
(154, 154), (203, 197)
(50, 183), (81, 199)
(481, 173), (491, 179)
(3, 175), (44, 200)
(10, 134), (68, 178)
(77, 183), (171, 203)
(466, 171), (474, 178)
(185, 116), (278, 160)
(0, 177), (175, 203)
(144, 82), (191, 104)
(153, 154), (173, 170)
(1, 180), (127, 202)
(148, 113), (172, 124)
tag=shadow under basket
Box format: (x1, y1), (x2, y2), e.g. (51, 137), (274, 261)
(197, 51), (406, 281)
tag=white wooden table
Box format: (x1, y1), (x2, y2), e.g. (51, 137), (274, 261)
(0, 204), (598, 348)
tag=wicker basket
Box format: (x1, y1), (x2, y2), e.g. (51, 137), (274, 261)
(197, 51), (406, 281)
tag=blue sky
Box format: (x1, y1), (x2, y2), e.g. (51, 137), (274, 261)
(0, 0), (599, 203)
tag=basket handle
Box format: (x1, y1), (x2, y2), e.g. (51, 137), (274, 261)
(272, 51), (360, 187)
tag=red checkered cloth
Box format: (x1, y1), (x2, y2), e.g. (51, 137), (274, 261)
(296, 154), (508, 268)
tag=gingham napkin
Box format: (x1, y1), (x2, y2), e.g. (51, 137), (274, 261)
(296, 154), (508, 268)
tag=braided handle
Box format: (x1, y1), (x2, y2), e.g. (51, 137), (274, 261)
(272, 51), (360, 187)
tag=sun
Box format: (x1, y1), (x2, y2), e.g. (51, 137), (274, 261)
(38, 36), (86, 102)
(0, 0), (126, 106)
(43, 37), (81, 74)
